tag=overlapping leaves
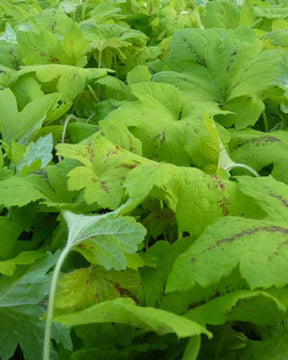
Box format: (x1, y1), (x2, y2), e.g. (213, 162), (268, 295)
(153, 27), (284, 128)
(1, 1), (288, 360)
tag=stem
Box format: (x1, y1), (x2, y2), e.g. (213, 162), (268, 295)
(98, 49), (102, 68)
(232, 163), (260, 177)
(61, 115), (77, 144)
(262, 110), (269, 132)
(43, 245), (70, 360)
(85, 112), (96, 123)
(87, 85), (99, 103)
(277, 110), (287, 129)
(58, 114), (77, 162)
(81, 2), (86, 20)
(215, 323), (231, 359)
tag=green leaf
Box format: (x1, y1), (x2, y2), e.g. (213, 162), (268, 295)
(167, 217), (288, 292)
(202, 113), (258, 176)
(57, 135), (140, 209)
(71, 329), (176, 360)
(0, 88), (57, 143)
(102, 86), (236, 170)
(102, 82), (193, 165)
(96, 76), (132, 101)
(219, 95), (265, 129)
(125, 160), (263, 236)
(0, 65), (17, 88)
(0, 176), (46, 208)
(263, 29), (288, 47)
(11, 73), (44, 111)
(0, 305), (71, 360)
(162, 268), (247, 316)
(0, 251), (59, 307)
(0, 251), (72, 358)
(55, 267), (119, 312)
(17, 19), (88, 67)
(182, 336), (201, 360)
(127, 65), (152, 85)
(229, 129), (288, 184)
(101, 120), (142, 156)
(0, 250), (45, 276)
(0, 216), (23, 259)
(0, 24), (20, 70)
(61, 22), (88, 67)
(254, 5), (288, 20)
(19, 65), (107, 102)
(66, 122), (98, 143)
(63, 210), (146, 270)
(81, 22), (147, 68)
(54, 297), (211, 338)
(17, 133), (53, 176)
(154, 27), (283, 128)
(55, 266), (142, 312)
(0, 306), (50, 360)
(228, 331), (288, 360)
(139, 238), (194, 307)
(186, 289), (288, 326)
(124, 161), (180, 205)
(201, 1), (240, 29)
(26, 161), (79, 208)
(173, 167), (263, 236)
(237, 175), (288, 223)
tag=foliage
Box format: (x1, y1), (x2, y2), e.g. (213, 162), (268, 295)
(1, 0), (288, 359)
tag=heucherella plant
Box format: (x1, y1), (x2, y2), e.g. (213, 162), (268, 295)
(2, 0), (288, 359)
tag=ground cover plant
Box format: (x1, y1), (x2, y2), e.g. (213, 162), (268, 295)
(2, 0), (288, 359)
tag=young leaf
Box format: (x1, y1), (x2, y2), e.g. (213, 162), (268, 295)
(63, 210), (146, 270)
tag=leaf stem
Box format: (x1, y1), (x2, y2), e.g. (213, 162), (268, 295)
(98, 49), (102, 68)
(215, 322), (231, 359)
(43, 245), (70, 360)
(81, 2), (86, 20)
(58, 114), (77, 162)
(232, 163), (260, 177)
(87, 85), (99, 102)
(262, 110), (269, 132)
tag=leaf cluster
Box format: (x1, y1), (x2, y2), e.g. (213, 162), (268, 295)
(2, 1), (288, 360)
